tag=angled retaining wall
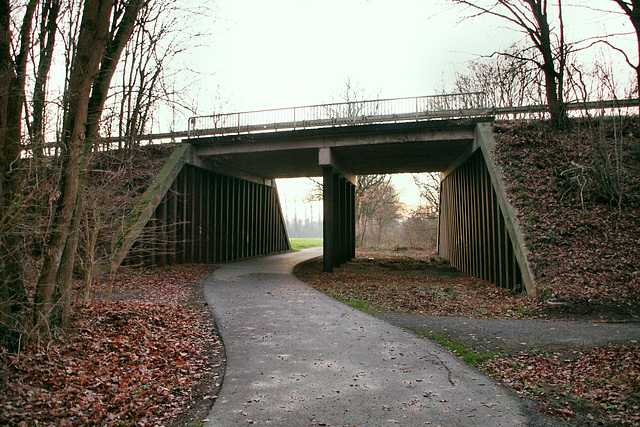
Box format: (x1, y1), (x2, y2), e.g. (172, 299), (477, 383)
(112, 143), (290, 269)
(439, 123), (535, 294)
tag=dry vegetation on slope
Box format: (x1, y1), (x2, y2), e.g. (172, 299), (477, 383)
(489, 117), (640, 424)
(20, 144), (176, 295)
(493, 116), (640, 319)
(2, 144), (226, 426)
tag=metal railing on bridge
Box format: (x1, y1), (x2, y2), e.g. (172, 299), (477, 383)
(187, 93), (491, 137)
(187, 94), (640, 138)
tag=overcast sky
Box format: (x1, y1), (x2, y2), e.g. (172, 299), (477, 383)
(182, 0), (633, 209)
(186, 0), (631, 116)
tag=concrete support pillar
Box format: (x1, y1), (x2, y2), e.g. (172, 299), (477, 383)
(349, 183), (356, 259)
(333, 173), (342, 268)
(322, 166), (356, 272)
(320, 147), (356, 273)
(323, 166), (335, 272)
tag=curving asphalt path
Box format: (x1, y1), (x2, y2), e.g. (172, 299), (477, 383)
(377, 313), (640, 356)
(202, 248), (557, 426)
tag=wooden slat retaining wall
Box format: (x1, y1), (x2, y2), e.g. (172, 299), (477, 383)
(439, 149), (523, 291)
(125, 164), (290, 266)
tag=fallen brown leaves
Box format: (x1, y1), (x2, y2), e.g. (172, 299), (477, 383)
(488, 118), (640, 424)
(296, 252), (639, 426)
(0, 264), (223, 426)
(295, 255), (542, 318)
(485, 344), (640, 426)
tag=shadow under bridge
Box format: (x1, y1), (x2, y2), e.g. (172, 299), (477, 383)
(179, 117), (532, 294)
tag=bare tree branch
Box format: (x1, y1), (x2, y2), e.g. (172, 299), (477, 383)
(450, 0), (568, 124)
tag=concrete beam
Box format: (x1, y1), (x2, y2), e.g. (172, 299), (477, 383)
(187, 155), (273, 186)
(318, 148), (356, 185)
(194, 127), (475, 157)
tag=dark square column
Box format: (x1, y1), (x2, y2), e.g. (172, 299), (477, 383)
(349, 181), (356, 259)
(332, 172), (341, 268)
(322, 166), (334, 272)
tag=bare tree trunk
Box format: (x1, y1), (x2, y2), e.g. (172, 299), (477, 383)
(35, 0), (114, 333)
(453, 0), (568, 126)
(612, 0), (640, 97)
(527, 0), (566, 125)
(34, 0), (146, 331)
(80, 204), (101, 304)
(55, 189), (85, 329)
(30, 0), (60, 160)
(54, 0), (144, 326)
(0, 0), (39, 346)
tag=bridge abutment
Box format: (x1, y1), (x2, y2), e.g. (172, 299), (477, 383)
(113, 144), (290, 271)
(438, 123), (535, 294)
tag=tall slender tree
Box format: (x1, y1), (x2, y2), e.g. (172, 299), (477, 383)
(451, 0), (568, 125)
(0, 0), (40, 348)
(29, 0), (60, 160)
(34, 0), (146, 332)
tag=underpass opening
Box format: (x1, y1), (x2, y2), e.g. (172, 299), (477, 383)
(277, 174), (439, 254)
(120, 119), (532, 294)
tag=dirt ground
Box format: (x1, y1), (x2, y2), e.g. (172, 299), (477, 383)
(296, 251), (640, 321)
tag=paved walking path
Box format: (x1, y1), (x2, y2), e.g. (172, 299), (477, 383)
(377, 313), (640, 356)
(202, 248), (559, 426)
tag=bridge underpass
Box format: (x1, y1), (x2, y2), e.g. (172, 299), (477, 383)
(114, 94), (537, 294)
(187, 117), (532, 292)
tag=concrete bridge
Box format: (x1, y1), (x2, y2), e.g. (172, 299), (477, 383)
(121, 93), (626, 294)
(187, 115), (531, 288)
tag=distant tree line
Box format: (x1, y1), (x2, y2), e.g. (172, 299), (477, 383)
(302, 173), (441, 250)
(285, 217), (323, 239)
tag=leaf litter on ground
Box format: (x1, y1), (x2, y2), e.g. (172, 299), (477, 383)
(295, 251), (640, 426)
(0, 264), (223, 427)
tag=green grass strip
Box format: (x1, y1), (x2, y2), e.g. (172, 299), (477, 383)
(289, 238), (323, 251)
(323, 290), (380, 315)
(408, 327), (494, 366)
